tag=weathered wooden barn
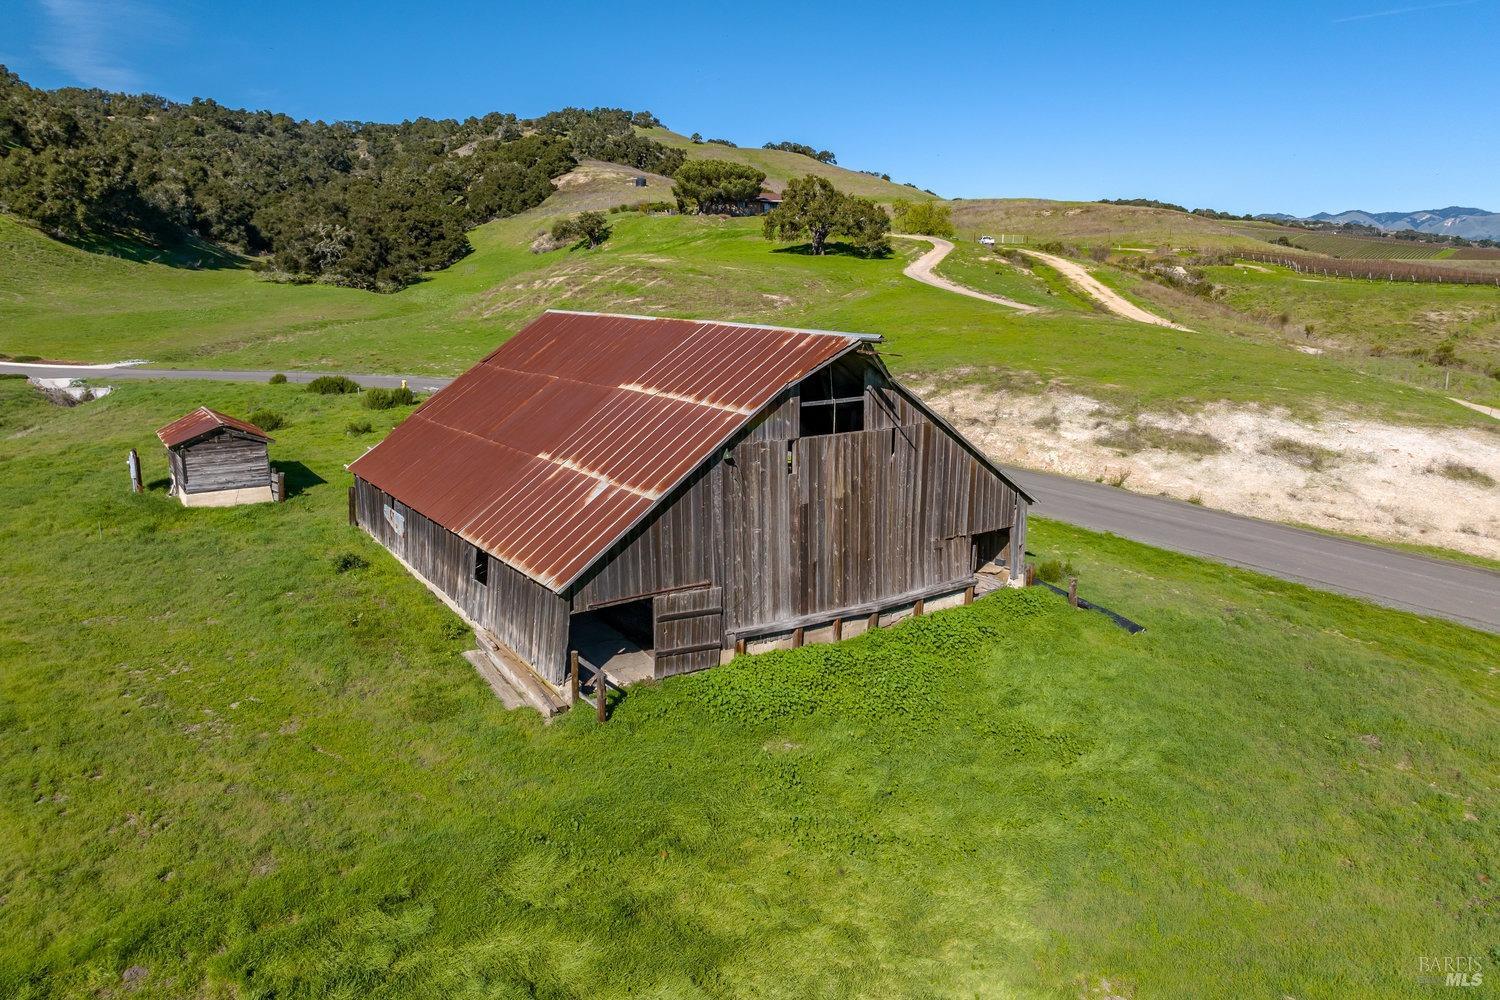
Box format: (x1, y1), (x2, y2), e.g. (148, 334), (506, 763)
(350, 310), (1031, 696)
(157, 407), (275, 507)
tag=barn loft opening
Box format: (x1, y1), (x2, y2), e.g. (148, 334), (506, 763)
(472, 545), (488, 586)
(798, 357), (865, 437)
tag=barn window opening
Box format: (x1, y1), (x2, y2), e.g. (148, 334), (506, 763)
(799, 359), (865, 437)
(472, 545), (488, 586)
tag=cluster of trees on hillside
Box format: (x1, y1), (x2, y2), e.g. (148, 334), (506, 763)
(892, 201), (953, 237)
(763, 176), (888, 256)
(762, 141), (837, 164)
(671, 161), (766, 214)
(0, 68), (681, 289)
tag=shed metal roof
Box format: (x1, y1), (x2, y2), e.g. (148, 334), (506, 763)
(349, 310), (874, 592)
(157, 407), (272, 448)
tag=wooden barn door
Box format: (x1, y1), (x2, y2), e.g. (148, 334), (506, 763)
(653, 587), (724, 679)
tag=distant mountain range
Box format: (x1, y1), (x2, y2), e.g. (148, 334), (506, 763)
(1255, 206), (1500, 241)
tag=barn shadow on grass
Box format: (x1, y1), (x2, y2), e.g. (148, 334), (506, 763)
(273, 461), (326, 499)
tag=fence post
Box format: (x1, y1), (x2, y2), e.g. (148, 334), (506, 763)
(1067, 576), (1079, 608)
(569, 650), (580, 705)
(596, 668), (607, 723)
(275, 470), (287, 502)
(127, 448), (141, 494)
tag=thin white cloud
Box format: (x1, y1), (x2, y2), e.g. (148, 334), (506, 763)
(1333, 0), (1478, 23)
(37, 0), (175, 91)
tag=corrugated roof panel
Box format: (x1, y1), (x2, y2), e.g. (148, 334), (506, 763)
(349, 310), (870, 591)
(157, 407), (272, 448)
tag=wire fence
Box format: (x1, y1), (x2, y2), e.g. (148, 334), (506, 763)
(1235, 250), (1500, 287)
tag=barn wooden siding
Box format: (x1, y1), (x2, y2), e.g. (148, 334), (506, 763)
(569, 359), (1023, 639)
(176, 432), (271, 494)
(354, 478), (571, 682)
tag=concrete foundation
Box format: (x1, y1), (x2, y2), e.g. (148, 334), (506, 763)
(178, 485), (274, 508)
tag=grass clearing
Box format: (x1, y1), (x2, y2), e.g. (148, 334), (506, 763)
(1431, 460), (1497, 488)
(0, 378), (1495, 998)
(1097, 422), (1226, 457)
(1264, 436), (1342, 471)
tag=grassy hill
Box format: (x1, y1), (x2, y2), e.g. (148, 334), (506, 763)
(3, 208), (1492, 424)
(0, 377), (1493, 998)
(646, 129), (934, 201)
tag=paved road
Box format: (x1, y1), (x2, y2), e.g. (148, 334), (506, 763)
(1010, 467), (1499, 633)
(891, 234), (1039, 313)
(7, 361), (1496, 632)
(1, 361), (453, 393)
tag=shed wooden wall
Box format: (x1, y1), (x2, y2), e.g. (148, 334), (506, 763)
(354, 478), (571, 682)
(176, 431), (270, 494)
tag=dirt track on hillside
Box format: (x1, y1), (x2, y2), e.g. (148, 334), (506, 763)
(892, 234), (1038, 313)
(1020, 248), (1192, 330)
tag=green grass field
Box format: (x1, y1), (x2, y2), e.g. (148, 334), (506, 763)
(0, 377), (1494, 998)
(3, 209), (1490, 427)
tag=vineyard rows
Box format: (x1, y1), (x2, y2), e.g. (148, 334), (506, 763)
(1233, 250), (1500, 286)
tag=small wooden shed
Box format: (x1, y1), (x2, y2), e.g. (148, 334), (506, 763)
(351, 310), (1033, 701)
(156, 407), (274, 507)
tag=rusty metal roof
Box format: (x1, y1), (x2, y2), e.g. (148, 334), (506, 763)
(350, 310), (874, 592)
(157, 407), (272, 448)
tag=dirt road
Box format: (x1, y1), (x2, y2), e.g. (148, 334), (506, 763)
(1019, 248), (1192, 330)
(892, 235), (1039, 313)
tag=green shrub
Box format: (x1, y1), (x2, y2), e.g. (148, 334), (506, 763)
(332, 552), (367, 573)
(307, 375), (361, 395)
(1035, 559), (1076, 584)
(346, 419), (373, 435)
(268, 373), (288, 384)
(247, 409), (286, 432)
(362, 386), (417, 409)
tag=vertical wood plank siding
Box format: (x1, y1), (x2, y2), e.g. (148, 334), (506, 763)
(653, 586), (725, 678)
(570, 357), (1022, 635)
(178, 432), (271, 493)
(354, 477), (571, 682)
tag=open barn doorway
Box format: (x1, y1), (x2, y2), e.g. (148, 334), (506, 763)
(568, 599), (656, 686)
(973, 528), (1013, 595)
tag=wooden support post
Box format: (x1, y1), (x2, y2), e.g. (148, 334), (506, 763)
(595, 668), (607, 723)
(569, 650), (580, 705)
(347, 485), (357, 525)
(274, 470), (287, 503)
(791, 627), (804, 649)
(913, 598), (924, 617)
(832, 617), (843, 641)
(127, 449), (142, 494)
(867, 611), (879, 631)
(734, 637), (746, 656)
(1067, 576), (1079, 608)
(1025, 562), (1037, 587)
(963, 585), (974, 605)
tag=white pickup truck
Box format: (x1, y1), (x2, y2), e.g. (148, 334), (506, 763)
(978, 236), (996, 246)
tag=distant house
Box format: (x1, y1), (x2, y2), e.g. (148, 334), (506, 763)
(350, 310), (1032, 709)
(156, 407), (274, 507)
(728, 188), (782, 216)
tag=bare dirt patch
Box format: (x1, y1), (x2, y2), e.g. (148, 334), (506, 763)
(911, 377), (1500, 559)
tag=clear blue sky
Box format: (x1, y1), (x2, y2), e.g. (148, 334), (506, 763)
(4, 0), (1497, 215)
